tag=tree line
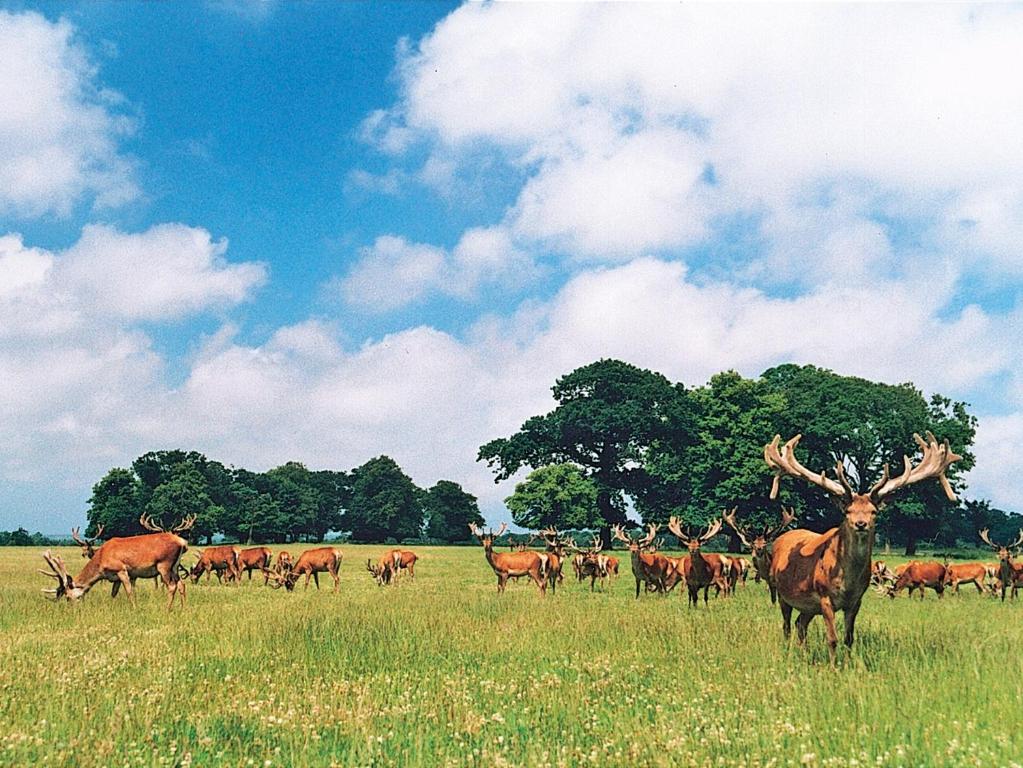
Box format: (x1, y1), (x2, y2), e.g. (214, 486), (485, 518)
(487, 360), (1020, 555)
(86, 452), (483, 544)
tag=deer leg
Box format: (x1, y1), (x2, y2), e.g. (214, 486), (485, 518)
(819, 598), (839, 663)
(843, 603), (860, 649)
(635, 578), (641, 599)
(974, 579), (983, 594)
(795, 612), (814, 647)
(769, 581), (777, 605)
(780, 601), (793, 640)
(111, 580), (121, 598)
(116, 570), (135, 606)
(703, 585), (709, 605)
(331, 567), (339, 593)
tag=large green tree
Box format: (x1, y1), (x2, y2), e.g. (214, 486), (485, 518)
(343, 456), (424, 542)
(478, 359), (694, 547)
(422, 480), (484, 543)
(86, 467), (142, 537)
(144, 464), (219, 543)
(504, 463), (600, 530)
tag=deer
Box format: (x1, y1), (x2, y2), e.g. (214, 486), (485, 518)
(723, 506), (796, 604)
(538, 527), (569, 594)
(611, 523), (674, 598)
(886, 561), (946, 600)
(71, 524), (104, 558)
(276, 550), (294, 573)
(942, 562), (989, 595)
(667, 516), (727, 607)
(469, 523), (548, 595)
(765, 431), (961, 663)
(267, 547), (343, 592)
(39, 515), (194, 609)
(238, 546), (273, 584)
(366, 550), (418, 585)
(567, 533), (612, 592)
(189, 545), (242, 584)
(978, 529), (1023, 601)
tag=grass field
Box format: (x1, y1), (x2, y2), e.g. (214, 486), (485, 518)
(2, 545), (1021, 768)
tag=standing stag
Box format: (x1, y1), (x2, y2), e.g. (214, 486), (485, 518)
(39, 515), (194, 609)
(942, 562), (989, 595)
(238, 546), (273, 584)
(723, 507), (795, 604)
(469, 523), (548, 595)
(567, 533), (612, 591)
(538, 528), (569, 593)
(765, 431), (961, 663)
(71, 525), (104, 558)
(611, 524), (673, 598)
(267, 547), (343, 592)
(978, 529), (1023, 600)
(667, 517), (727, 607)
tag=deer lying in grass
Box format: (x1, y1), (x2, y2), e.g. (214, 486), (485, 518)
(469, 523), (548, 595)
(267, 547), (343, 592)
(765, 431), (960, 663)
(723, 507), (795, 604)
(40, 515), (194, 609)
(668, 517), (727, 607)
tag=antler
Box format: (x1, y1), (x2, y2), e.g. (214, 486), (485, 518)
(979, 528), (998, 549)
(869, 432), (962, 502)
(70, 527), (89, 548)
(610, 524), (633, 545)
(723, 507), (752, 548)
(173, 514), (197, 533)
(764, 506), (796, 540)
(590, 533), (603, 554)
(139, 514), (164, 532)
(765, 435), (848, 499)
(667, 516), (689, 543)
(40, 550), (73, 599)
(699, 518), (723, 543)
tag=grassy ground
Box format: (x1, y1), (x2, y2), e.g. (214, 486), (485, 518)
(1, 545), (1021, 767)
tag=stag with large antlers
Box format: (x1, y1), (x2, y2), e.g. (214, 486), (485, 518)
(39, 515), (195, 609)
(765, 431), (960, 663)
(979, 528), (1023, 601)
(667, 516), (727, 607)
(611, 523), (674, 598)
(71, 524), (104, 559)
(724, 507), (795, 604)
(469, 523), (548, 595)
(266, 547), (343, 592)
(566, 532), (613, 592)
(538, 528), (569, 594)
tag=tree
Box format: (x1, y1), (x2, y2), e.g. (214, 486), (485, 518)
(760, 364), (976, 554)
(86, 467), (142, 537)
(422, 480), (484, 542)
(344, 456), (424, 542)
(145, 464), (219, 543)
(265, 463), (320, 543)
(478, 359), (694, 546)
(504, 463), (600, 530)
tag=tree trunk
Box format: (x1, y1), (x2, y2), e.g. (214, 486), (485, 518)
(903, 533), (918, 557)
(596, 488), (616, 549)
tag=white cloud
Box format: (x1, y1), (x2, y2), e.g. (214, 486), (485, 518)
(0, 11), (137, 218)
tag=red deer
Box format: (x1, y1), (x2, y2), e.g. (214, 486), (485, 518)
(469, 523), (548, 595)
(887, 561), (946, 599)
(189, 545), (242, 584)
(366, 550), (418, 585)
(238, 546), (273, 584)
(612, 523), (673, 598)
(723, 507), (795, 604)
(71, 524), (104, 558)
(538, 528), (569, 594)
(567, 533), (612, 592)
(39, 515), (194, 609)
(276, 550), (294, 573)
(765, 431), (960, 663)
(942, 562), (988, 595)
(979, 529), (1023, 601)
(267, 547), (343, 592)
(668, 517), (727, 607)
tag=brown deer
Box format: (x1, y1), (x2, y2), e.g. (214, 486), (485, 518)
(71, 524), (104, 558)
(189, 545), (242, 584)
(942, 562), (989, 595)
(276, 550), (294, 573)
(765, 431), (960, 663)
(366, 550), (418, 585)
(886, 561), (946, 599)
(469, 523), (548, 595)
(238, 546), (273, 584)
(979, 529), (1023, 601)
(567, 533), (612, 592)
(723, 506), (795, 604)
(611, 523), (673, 598)
(667, 517), (727, 607)
(39, 515), (194, 609)
(267, 547), (343, 592)
(538, 528), (570, 594)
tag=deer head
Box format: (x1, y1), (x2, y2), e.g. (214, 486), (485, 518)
(979, 528), (1023, 564)
(71, 524), (104, 558)
(667, 516), (723, 554)
(38, 551), (85, 601)
(611, 523), (658, 552)
(469, 522), (507, 552)
(765, 431), (961, 537)
(265, 563), (297, 591)
(723, 506), (795, 557)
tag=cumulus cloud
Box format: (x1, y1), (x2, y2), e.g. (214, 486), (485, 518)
(0, 11), (138, 218)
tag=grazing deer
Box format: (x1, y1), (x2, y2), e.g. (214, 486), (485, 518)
(871, 560), (897, 591)
(723, 507), (795, 604)
(469, 523), (548, 595)
(267, 547), (343, 592)
(886, 561), (946, 600)
(366, 550), (418, 585)
(667, 517), (727, 607)
(39, 515), (194, 609)
(238, 546), (273, 584)
(942, 562), (988, 595)
(189, 545), (242, 584)
(276, 550), (294, 573)
(979, 529), (1023, 601)
(611, 523), (673, 598)
(765, 431), (960, 663)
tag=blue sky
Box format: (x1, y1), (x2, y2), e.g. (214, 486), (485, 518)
(2, 3), (1023, 532)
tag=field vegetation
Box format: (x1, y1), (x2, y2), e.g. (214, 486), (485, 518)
(3, 544), (1021, 767)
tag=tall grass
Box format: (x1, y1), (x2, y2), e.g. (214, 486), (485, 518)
(1, 546), (1020, 767)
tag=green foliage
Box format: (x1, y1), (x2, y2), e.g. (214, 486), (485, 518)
(504, 463), (600, 530)
(86, 467), (142, 537)
(422, 480), (483, 543)
(344, 456), (424, 542)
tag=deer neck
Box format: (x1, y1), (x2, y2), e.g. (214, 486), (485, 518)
(689, 548), (712, 579)
(836, 522), (873, 585)
(74, 556), (105, 592)
(752, 548), (770, 579)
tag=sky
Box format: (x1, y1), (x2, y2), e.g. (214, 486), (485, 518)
(2, 2), (1023, 533)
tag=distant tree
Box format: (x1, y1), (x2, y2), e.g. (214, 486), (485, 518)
(344, 456), (423, 542)
(7, 527), (33, 546)
(479, 359), (694, 547)
(308, 469), (347, 541)
(145, 464), (219, 543)
(504, 463), (600, 531)
(422, 480), (484, 542)
(86, 467), (142, 537)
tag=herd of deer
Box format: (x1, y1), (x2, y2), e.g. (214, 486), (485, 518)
(40, 430), (1015, 663)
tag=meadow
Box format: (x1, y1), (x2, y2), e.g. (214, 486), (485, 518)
(1, 545), (1021, 768)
